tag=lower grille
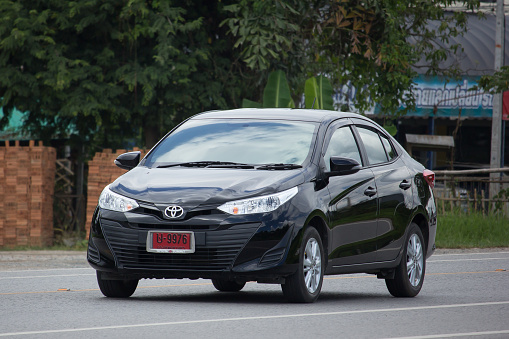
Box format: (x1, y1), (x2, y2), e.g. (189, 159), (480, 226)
(100, 220), (260, 271)
(259, 247), (286, 267)
(87, 242), (100, 263)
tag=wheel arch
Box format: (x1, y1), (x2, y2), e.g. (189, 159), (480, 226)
(411, 212), (429, 254)
(286, 211), (329, 266)
(302, 214), (329, 268)
(306, 215), (329, 260)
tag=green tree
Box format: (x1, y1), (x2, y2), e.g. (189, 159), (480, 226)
(0, 0), (256, 152)
(0, 0), (482, 154)
(479, 66), (509, 93)
(222, 0), (481, 115)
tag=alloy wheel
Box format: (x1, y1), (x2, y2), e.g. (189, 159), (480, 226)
(303, 238), (322, 294)
(406, 233), (424, 287)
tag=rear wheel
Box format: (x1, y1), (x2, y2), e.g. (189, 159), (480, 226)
(281, 227), (324, 303)
(96, 271), (138, 298)
(211, 279), (246, 292)
(385, 223), (426, 297)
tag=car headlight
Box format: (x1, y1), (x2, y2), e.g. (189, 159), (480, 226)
(217, 187), (298, 215)
(98, 185), (139, 212)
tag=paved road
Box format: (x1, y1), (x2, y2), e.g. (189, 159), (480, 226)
(0, 249), (508, 338)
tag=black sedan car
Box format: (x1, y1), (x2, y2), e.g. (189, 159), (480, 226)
(88, 108), (437, 303)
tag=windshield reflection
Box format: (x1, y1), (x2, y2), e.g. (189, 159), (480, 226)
(145, 120), (318, 167)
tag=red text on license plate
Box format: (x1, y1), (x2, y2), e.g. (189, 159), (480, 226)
(147, 231), (194, 253)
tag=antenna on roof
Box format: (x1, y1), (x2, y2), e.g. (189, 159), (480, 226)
(311, 97), (316, 109)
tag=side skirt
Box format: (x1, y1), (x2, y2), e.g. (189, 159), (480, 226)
(324, 254), (403, 276)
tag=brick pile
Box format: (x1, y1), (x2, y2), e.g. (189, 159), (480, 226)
(0, 141), (56, 248)
(86, 148), (145, 236)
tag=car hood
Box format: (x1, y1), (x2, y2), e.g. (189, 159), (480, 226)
(109, 166), (305, 206)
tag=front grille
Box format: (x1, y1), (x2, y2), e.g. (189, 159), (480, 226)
(100, 220), (260, 271)
(133, 223), (212, 230)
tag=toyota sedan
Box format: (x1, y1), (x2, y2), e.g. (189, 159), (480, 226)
(88, 108), (437, 303)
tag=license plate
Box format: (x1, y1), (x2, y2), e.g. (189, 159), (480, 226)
(146, 231), (195, 254)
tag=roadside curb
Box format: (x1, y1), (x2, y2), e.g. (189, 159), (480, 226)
(2, 248), (509, 259)
(0, 250), (86, 259)
(0, 251), (88, 271)
(1, 248), (508, 271)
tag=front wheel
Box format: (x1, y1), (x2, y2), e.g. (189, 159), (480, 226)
(96, 271), (138, 298)
(281, 227), (324, 303)
(385, 223), (426, 297)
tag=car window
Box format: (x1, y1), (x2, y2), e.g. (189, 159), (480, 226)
(144, 119), (318, 167)
(356, 126), (388, 165)
(324, 126), (362, 171)
(380, 133), (397, 161)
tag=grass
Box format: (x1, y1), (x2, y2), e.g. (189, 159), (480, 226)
(436, 210), (509, 248)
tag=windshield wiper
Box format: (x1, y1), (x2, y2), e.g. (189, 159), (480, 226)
(256, 163), (303, 170)
(157, 161), (254, 169)
(206, 163), (254, 169)
(158, 161), (300, 170)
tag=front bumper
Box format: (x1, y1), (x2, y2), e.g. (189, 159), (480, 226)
(87, 207), (297, 282)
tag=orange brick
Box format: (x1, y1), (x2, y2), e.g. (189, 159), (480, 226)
(30, 229), (42, 237)
(5, 201), (17, 210)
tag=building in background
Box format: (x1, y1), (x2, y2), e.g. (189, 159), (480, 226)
(337, 13), (509, 169)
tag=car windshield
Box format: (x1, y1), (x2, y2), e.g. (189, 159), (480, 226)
(144, 119), (318, 167)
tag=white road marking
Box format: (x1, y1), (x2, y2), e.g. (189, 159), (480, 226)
(428, 257), (509, 263)
(0, 301), (508, 337)
(0, 274), (95, 280)
(0, 267), (90, 273)
(432, 251), (509, 257)
(386, 329), (509, 338)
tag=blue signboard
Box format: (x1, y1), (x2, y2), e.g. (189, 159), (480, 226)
(333, 75), (494, 118)
(399, 75), (493, 118)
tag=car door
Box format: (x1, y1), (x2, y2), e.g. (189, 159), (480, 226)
(353, 123), (414, 262)
(322, 120), (379, 266)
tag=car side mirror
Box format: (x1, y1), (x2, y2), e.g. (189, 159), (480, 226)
(328, 157), (361, 176)
(114, 151), (141, 170)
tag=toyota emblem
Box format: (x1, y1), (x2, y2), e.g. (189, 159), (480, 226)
(164, 205), (184, 219)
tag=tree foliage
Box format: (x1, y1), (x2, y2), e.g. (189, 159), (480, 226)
(305, 76), (334, 110)
(0, 0), (256, 151)
(479, 66), (509, 93)
(241, 70), (334, 110)
(262, 70), (294, 108)
(223, 0), (481, 115)
(0, 0), (481, 154)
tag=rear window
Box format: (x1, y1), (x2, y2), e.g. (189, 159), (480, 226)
(356, 127), (388, 165)
(380, 133), (397, 161)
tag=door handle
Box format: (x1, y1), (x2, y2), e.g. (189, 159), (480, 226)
(399, 180), (412, 190)
(364, 186), (377, 197)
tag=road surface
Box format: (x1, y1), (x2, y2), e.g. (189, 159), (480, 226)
(0, 249), (508, 338)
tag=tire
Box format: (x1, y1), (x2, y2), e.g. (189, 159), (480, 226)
(211, 279), (246, 292)
(96, 271), (138, 298)
(281, 227), (324, 303)
(385, 223), (426, 297)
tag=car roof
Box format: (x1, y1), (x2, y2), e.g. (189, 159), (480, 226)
(191, 108), (366, 124)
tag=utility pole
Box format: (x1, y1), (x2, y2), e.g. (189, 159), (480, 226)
(490, 0), (505, 198)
